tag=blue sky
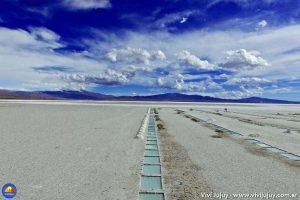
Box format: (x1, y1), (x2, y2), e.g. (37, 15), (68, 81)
(0, 0), (300, 100)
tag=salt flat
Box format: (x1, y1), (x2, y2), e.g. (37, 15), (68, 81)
(0, 103), (146, 200)
(180, 105), (300, 155)
(0, 101), (299, 200)
(158, 108), (300, 198)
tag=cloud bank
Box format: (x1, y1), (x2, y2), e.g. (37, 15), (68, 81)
(0, 22), (300, 99)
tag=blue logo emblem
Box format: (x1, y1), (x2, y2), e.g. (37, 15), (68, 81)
(2, 183), (17, 199)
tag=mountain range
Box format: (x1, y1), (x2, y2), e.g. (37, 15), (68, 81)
(0, 89), (298, 104)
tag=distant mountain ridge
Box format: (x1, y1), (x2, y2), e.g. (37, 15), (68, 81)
(0, 89), (298, 104)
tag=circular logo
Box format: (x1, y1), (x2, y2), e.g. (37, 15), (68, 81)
(2, 183), (17, 199)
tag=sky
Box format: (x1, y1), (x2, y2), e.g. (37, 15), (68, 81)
(0, 0), (300, 100)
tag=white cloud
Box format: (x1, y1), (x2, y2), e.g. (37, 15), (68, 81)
(180, 17), (188, 24)
(61, 69), (130, 86)
(257, 20), (268, 28)
(63, 0), (111, 10)
(157, 74), (185, 90)
(154, 10), (199, 29)
(240, 85), (264, 96)
(265, 87), (292, 94)
(105, 47), (151, 65)
(29, 27), (60, 43)
(176, 50), (215, 70)
(215, 73), (230, 80)
(1, 21), (300, 98)
(24, 69), (131, 91)
(220, 49), (269, 70)
(0, 27), (61, 50)
(24, 77), (87, 91)
(213, 86), (264, 99)
(0, 27), (109, 90)
(157, 74), (221, 91)
(105, 47), (165, 65)
(91, 24), (300, 82)
(105, 49), (118, 62)
(225, 77), (271, 86)
(152, 50), (166, 60)
(203, 78), (223, 90)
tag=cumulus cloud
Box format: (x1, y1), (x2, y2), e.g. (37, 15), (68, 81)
(63, 0), (111, 10)
(220, 49), (269, 70)
(157, 74), (185, 90)
(203, 78), (223, 90)
(105, 49), (118, 62)
(240, 85), (264, 96)
(152, 50), (166, 60)
(221, 77), (270, 98)
(176, 50), (215, 70)
(157, 74), (221, 91)
(105, 47), (166, 65)
(105, 47), (151, 65)
(90, 24), (300, 81)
